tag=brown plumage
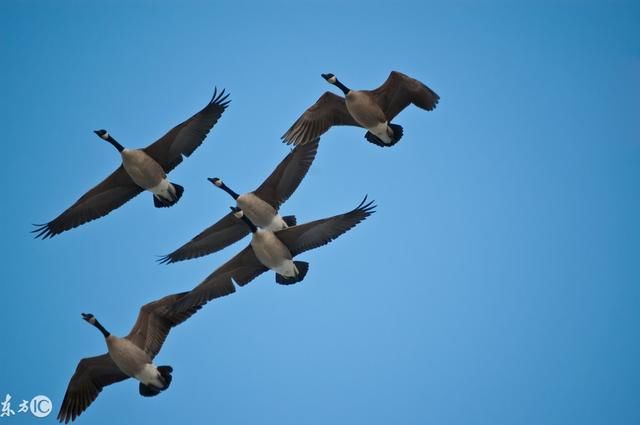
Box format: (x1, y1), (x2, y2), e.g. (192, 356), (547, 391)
(33, 88), (230, 239)
(57, 292), (203, 423)
(159, 138), (320, 264)
(174, 197), (376, 312)
(282, 71), (439, 147)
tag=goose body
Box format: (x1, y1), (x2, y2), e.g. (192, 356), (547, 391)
(174, 197), (376, 311)
(159, 138), (319, 264)
(120, 148), (167, 190)
(104, 139), (182, 207)
(250, 228), (298, 278)
(236, 193), (286, 231)
(282, 71), (439, 147)
(34, 87), (230, 239)
(344, 90), (395, 144)
(58, 292), (204, 423)
(105, 335), (164, 388)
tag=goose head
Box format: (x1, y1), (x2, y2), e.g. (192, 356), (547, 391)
(82, 312), (110, 338)
(208, 177), (239, 200)
(208, 177), (223, 188)
(94, 129), (124, 152)
(81, 312), (97, 325)
(322, 73), (350, 95)
(229, 206), (243, 219)
(321, 73), (337, 84)
(94, 129), (109, 140)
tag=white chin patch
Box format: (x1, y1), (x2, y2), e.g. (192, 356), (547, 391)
(214, 180), (222, 187)
(328, 76), (337, 84)
(101, 132), (110, 139)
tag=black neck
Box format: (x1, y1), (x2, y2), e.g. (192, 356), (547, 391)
(238, 214), (257, 233)
(106, 136), (125, 153)
(219, 182), (239, 200)
(334, 79), (351, 95)
(93, 319), (111, 338)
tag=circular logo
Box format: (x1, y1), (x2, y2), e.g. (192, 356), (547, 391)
(30, 395), (52, 418)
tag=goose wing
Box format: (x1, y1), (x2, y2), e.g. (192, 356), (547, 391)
(282, 92), (360, 146)
(57, 354), (129, 423)
(275, 197), (376, 257)
(125, 292), (207, 358)
(158, 212), (249, 264)
(143, 88), (230, 173)
(253, 137), (320, 209)
(33, 166), (143, 239)
(369, 71), (440, 121)
(175, 245), (268, 312)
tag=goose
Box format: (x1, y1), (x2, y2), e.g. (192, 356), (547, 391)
(159, 138), (320, 264)
(33, 88), (230, 239)
(57, 291), (203, 423)
(282, 71), (439, 147)
(174, 197), (376, 311)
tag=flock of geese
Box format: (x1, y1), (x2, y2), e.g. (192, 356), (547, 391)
(36, 71), (439, 423)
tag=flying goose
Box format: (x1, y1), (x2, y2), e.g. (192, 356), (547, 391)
(34, 88), (230, 239)
(282, 71), (439, 147)
(158, 138), (320, 264)
(57, 291), (203, 423)
(174, 197), (376, 311)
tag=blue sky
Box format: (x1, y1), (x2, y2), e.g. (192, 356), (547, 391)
(1, 1), (639, 424)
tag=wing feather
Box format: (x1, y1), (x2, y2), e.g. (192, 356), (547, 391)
(276, 197), (376, 257)
(158, 212), (249, 264)
(253, 138), (320, 209)
(174, 246), (268, 312)
(33, 166), (142, 239)
(57, 354), (128, 423)
(143, 88), (230, 172)
(281, 92), (360, 146)
(369, 71), (439, 121)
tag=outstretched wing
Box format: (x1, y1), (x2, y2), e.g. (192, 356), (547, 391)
(276, 197), (376, 257)
(125, 292), (207, 357)
(144, 88), (230, 173)
(281, 92), (360, 146)
(369, 71), (439, 121)
(33, 166), (142, 239)
(175, 246), (268, 312)
(253, 137), (320, 209)
(57, 354), (129, 423)
(158, 212), (250, 264)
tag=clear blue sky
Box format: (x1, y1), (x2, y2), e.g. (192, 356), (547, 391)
(2, 1), (639, 424)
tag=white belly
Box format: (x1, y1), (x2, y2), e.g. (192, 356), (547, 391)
(134, 363), (164, 387)
(368, 122), (393, 144)
(149, 178), (173, 198)
(262, 214), (288, 231)
(272, 259), (298, 277)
